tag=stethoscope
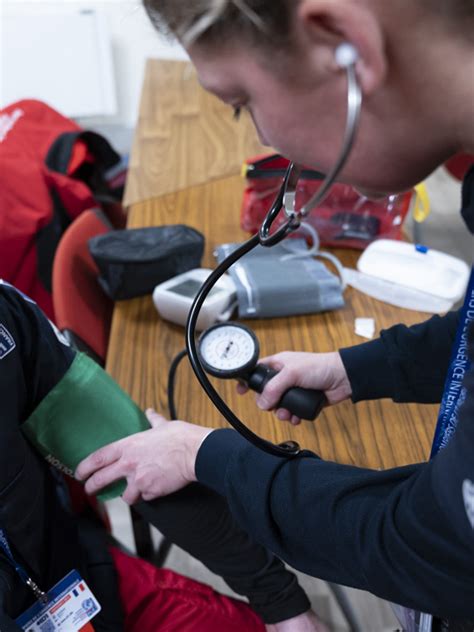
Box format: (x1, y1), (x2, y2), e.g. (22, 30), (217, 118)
(185, 44), (362, 457)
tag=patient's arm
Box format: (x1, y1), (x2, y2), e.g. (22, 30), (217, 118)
(0, 281), (149, 500)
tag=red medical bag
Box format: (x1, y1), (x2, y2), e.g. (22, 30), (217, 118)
(111, 547), (265, 632)
(445, 153), (474, 181)
(0, 99), (125, 321)
(241, 154), (414, 249)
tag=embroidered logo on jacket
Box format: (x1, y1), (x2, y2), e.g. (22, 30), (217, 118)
(462, 479), (474, 529)
(0, 108), (24, 143)
(0, 324), (16, 359)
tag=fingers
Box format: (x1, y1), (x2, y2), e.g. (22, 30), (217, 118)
(76, 442), (122, 482)
(256, 366), (297, 411)
(83, 461), (126, 496)
(275, 408), (302, 426)
(236, 381), (248, 395)
(122, 483), (141, 506)
(146, 408), (169, 428)
(275, 408), (291, 422)
(258, 355), (284, 371)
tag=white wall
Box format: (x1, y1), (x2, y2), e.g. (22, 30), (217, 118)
(1, 1), (188, 129)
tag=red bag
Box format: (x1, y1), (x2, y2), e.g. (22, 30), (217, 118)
(445, 153), (474, 181)
(241, 154), (413, 250)
(0, 100), (125, 320)
(111, 547), (265, 632)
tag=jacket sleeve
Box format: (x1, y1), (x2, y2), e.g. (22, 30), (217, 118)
(195, 387), (474, 618)
(0, 283), (77, 600)
(339, 311), (459, 403)
(0, 281), (75, 422)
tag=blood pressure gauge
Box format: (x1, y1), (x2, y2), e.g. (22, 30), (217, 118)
(198, 322), (326, 421)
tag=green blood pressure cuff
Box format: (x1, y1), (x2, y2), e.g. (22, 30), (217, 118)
(22, 352), (150, 500)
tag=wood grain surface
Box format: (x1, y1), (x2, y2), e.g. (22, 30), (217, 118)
(107, 175), (438, 471)
(124, 59), (268, 207)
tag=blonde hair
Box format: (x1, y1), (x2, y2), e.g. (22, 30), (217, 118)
(143, 0), (295, 48)
(143, 0), (474, 49)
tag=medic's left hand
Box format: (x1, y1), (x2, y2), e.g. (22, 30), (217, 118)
(75, 409), (213, 505)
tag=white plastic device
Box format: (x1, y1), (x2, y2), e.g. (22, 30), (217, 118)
(152, 268), (237, 331)
(357, 240), (470, 304)
(344, 267), (454, 313)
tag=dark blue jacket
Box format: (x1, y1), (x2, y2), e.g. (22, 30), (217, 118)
(0, 282), (123, 630)
(196, 169), (474, 619)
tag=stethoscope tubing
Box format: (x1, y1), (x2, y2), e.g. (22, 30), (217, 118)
(185, 234), (302, 456)
(185, 63), (362, 457)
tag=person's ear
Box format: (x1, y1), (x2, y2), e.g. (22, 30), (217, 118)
(297, 0), (387, 94)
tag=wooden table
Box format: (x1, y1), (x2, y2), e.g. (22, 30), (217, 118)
(108, 60), (438, 471)
(123, 59), (268, 207)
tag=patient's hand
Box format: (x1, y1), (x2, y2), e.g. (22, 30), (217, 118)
(75, 410), (213, 504)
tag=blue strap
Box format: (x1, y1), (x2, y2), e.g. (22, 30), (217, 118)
(400, 267), (474, 631)
(0, 529), (30, 585)
(0, 528), (46, 601)
(430, 267), (474, 457)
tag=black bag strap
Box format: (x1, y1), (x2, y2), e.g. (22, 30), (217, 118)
(245, 153), (325, 181)
(37, 130), (124, 294)
(36, 189), (74, 292)
(45, 130), (120, 175)
(76, 514), (125, 631)
(45, 131), (122, 203)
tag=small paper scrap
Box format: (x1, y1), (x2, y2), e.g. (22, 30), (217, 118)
(355, 317), (375, 339)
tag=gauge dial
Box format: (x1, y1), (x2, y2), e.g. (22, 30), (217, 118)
(198, 323), (259, 378)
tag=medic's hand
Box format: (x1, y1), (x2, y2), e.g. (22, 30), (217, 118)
(238, 351), (352, 425)
(75, 410), (213, 505)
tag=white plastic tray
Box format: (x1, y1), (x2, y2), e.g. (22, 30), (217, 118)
(357, 240), (470, 302)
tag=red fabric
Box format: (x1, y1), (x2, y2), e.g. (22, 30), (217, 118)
(0, 100), (105, 320)
(445, 154), (474, 181)
(65, 478), (111, 532)
(52, 209), (113, 361)
(241, 154), (413, 250)
(110, 548), (265, 632)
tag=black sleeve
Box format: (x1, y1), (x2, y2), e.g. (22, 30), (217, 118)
(339, 311), (459, 403)
(0, 612), (22, 632)
(0, 281), (75, 423)
(0, 570), (22, 630)
(196, 388), (474, 619)
(195, 320), (474, 618)
(0, 282), (76, 616)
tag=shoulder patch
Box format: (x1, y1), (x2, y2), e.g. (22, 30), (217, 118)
(462, 479), (474, 530)
(0, 324), (16, 359)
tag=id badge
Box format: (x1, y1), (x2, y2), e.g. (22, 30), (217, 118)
(15, 570), (101, 632)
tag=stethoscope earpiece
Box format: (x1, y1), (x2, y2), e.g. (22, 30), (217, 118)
(335, 43), (359, 69)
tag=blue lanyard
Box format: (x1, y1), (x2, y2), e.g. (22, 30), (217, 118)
(430, 266), (474, 457)
(405, 267), (474, 632)
(0, 528), (46, 602)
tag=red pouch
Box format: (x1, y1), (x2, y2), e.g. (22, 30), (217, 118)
(241, 154), (413, 249)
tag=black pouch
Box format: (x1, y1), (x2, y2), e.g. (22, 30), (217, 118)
(89, 225), (205, 300)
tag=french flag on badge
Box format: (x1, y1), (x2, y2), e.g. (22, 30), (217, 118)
(73, 584), (86, 597)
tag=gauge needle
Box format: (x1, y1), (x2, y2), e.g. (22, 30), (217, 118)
(222, 340), (234, 358)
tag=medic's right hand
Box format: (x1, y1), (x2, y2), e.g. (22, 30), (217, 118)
(237, 351), (352, 425)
